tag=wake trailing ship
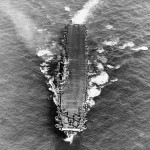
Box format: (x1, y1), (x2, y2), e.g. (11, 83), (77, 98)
(55, 24), (89, 143)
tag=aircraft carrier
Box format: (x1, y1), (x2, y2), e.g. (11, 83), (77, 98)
(55, 24), (88, 141)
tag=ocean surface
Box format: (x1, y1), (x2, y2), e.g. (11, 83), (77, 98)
(0, 0), (150, 149)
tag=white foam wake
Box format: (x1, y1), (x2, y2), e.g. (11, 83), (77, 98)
(71, 0), (101, 24)
(131, 46), (148, 51)
(65, 6), (70, 11)
(105, 25), (114, 29)
(89, 71), (109, 85)
(64, 132), (77, 144)
(86, 61), (109, 107)
(119, 41), (135, 49)
(102, 38), (119, 46)
(97, 47), (105, 53)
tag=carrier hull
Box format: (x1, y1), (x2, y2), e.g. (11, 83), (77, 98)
(55, 24), (88, 142)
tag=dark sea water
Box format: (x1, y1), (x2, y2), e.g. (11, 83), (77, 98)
(1, 0), (150, 150)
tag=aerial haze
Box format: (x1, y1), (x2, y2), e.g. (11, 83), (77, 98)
(0, 0), (150, 150)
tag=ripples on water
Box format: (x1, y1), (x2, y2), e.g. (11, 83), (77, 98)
(1, 0), (150, 150)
